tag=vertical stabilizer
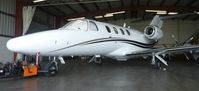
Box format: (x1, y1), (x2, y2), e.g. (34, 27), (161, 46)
(144, 15), (163, 40)
(150, 15), (163, 28)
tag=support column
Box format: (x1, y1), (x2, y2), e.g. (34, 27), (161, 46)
(16, 0), (24, 36)
(14, 0), (24, 61)
(55, 16), (61, 29)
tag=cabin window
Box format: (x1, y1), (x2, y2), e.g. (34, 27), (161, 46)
(126, 30), (130, 36)
(120, 28), (125, 35)
(113, 27), (118, 34)
(105, 26), (111, 33)
(89, 21), (98, 31)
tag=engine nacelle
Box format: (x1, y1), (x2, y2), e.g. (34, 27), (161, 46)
(144, 25), (163, 40)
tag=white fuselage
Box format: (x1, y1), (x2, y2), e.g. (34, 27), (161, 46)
(7, 19), (156, 60)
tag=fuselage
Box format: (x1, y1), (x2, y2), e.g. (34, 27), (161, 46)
(7, 19), (156, 60)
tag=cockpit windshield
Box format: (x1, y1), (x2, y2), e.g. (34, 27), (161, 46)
(60, 20), (88, 30)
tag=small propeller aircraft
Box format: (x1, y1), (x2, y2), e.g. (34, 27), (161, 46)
(5, 14), (199, 76)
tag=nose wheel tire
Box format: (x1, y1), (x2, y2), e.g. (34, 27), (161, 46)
(45, 62), (58, 76)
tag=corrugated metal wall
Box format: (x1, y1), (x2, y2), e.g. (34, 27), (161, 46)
(0, 0), (16, 36)
(0, 0), (16, 14)
(0, 14), (15, 36)
(33, 9), (54, 28)
(0, 36), (13, 63)
(28, 8), (55, 33)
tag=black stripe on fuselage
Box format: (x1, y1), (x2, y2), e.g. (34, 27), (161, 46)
(48, 37), (156, 53)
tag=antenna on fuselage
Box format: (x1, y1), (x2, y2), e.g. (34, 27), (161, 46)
(123, 23), (126, 28)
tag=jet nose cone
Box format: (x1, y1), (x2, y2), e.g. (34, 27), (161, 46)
(7, 38), (19, 52)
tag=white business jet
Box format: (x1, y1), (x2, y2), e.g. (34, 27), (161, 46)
(6, 15), (199, 72)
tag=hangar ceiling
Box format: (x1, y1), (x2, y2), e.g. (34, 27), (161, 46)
(25, 0), (199, 22)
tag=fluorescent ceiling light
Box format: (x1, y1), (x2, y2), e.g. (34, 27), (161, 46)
(111, 11), (125, 14)
(103, 11), (125, 18)
(104, 14), (113, 17)
(67, 17), (85, 21)
(145, 10), (167, 15)
(95, 16), (103, 19)
(33, 0), (46, 3)
(168, 12), (178, 15)
(157, 11), (167, 15)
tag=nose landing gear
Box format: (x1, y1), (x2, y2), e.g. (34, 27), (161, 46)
(42, 57), (59, 76)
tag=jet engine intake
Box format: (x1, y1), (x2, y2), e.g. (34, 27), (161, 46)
(144, 25), (163, 40)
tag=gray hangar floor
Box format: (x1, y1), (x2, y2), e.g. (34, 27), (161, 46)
(0, 58), (199, 91)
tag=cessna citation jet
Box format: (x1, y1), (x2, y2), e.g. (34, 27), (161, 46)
(6, 15), (199, 73)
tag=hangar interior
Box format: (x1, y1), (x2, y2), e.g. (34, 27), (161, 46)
(1, 0), (199, 91)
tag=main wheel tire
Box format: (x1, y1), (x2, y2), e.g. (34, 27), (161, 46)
(196, 57), (199, 66)
(95, 58), (102, 65)
(153, 58), (161, 69)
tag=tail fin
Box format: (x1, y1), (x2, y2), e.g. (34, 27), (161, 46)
(144, 15), (163, 40)
(150, 15), (163, 29)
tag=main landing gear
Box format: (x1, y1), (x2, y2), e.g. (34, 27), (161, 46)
(41, 57), (59, 76)
(88, 55), (102, 65)
(151, 52), (168, 69)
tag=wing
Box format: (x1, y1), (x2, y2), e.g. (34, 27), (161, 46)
(125, 45), (199, 66)
(158, 45), (199, 55)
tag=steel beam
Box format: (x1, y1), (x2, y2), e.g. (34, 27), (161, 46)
(186, 0), (196, 6)
(62, 5), (199, 19)
(174, 0), (181, 6)
(147, 0), (151, 6)
(64, 4), (78, 13)
(0, 11), (15, 17)
(75, 0), (89, 12)
(160, 0), (165, 6)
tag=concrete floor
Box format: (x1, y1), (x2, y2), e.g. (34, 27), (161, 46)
(0, 58), (199, 91)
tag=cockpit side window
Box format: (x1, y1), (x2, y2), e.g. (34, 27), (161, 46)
(60, 20), (87, 30)
(89, 21), (98, 31)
